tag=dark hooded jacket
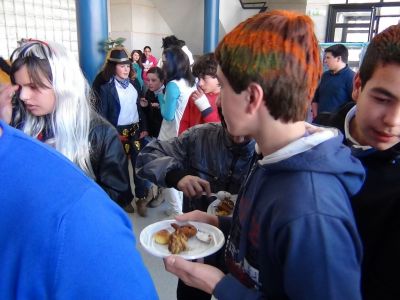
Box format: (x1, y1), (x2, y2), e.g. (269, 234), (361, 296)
(214, 125), (365, 300)
(316, 102), (400, 300)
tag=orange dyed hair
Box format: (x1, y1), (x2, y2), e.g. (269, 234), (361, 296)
(215, 10), (322, 122)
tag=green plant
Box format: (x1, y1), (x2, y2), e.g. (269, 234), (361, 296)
(103, 37), (126, 51)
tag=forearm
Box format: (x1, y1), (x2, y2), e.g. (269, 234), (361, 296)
(136, 139), (186, 186)
(159, 82), (179, 121)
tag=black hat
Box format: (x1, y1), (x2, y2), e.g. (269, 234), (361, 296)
(108, 48), (131, 64)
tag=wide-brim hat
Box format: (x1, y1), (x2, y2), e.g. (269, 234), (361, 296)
(108, 47), (131, 64)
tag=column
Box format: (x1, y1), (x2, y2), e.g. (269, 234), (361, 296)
(204, 0), (220, 53)
(75, 0), (108, 85)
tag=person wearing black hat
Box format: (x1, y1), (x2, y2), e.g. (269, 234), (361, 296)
(99, 47), (152, 214)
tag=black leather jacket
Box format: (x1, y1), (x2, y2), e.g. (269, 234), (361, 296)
(11, 108), (133, 207)
(89, 114), (133, 207)
(136, 123), (255, 212)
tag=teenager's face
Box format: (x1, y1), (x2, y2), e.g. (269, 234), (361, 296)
(198, 75), (220, 94)
(147, 73), (162, 92)
(324, 52), (341, 72)
(352, 63), (400, 150)
(115, 63), (130, 80)
(14, 64), (56, 116)
(132, 52), (140, 62)
(144, 48), (151, 58)
(216, 66), (249, 137)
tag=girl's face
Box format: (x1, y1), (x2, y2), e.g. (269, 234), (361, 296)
(144, 48), (151, 58)
(132, 52), (140, 62)
(115, 63), (130, 80)
(147, 73), (163, 92)
(14, 64), (56, 116)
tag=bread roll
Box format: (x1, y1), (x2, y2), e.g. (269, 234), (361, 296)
(154, 229), (170, 245)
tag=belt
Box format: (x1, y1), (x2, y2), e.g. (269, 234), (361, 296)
(117, 123), (139, 137)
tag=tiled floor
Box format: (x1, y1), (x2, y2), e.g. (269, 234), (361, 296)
(128, 200), (178, 300)
(127, 159), (216, 300)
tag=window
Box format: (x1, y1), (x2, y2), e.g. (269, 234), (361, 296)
(0, 0), (77, 59)
(326, 2), (400, 43)
(325, 1), (400, 70)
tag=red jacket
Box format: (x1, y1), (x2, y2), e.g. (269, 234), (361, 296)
(179, 92), (220, 135)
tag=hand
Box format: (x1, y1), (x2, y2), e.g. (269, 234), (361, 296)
(0, 84), (19, 124)
(164, 255), (224, 294)
(151, 102), (160, 108)
(175, 210), (218, 227)
(140, 97), (149, 107)
(139, 130), (149, 139)
(177, 175), (211, 198)
(191, 86), (205, 102)
(191, 85), (210, 113)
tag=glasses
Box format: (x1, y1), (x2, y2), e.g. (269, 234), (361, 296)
(11, 39), (52, 63)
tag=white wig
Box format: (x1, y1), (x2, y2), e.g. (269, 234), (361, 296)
(11, 40), (94, 178)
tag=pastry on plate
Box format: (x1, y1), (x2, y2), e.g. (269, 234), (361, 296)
(153, 229), (170, 245)
(216, 197), (235, 216)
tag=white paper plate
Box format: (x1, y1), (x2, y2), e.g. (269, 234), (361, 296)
(139, 220), (225, 260)
(207, 194), (237, 216)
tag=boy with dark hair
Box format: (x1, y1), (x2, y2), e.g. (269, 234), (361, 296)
(316, 25), (400, 299)
(325, 44), (350, 63)
(312, 43), (354, 118)
(179, 53), (220, 134)
(164, 11), (365, 299)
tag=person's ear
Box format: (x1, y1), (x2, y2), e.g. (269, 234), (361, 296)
(352, 72), (362, 102)
(246, 82), (264, 115)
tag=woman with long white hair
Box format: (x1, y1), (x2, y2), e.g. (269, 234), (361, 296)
(0, 40), (134, 211)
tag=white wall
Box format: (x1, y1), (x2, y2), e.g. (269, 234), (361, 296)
(268, 0), (307, 12)
(108, 0), (334, 58)
(109, 0), (172, 59)
(306, 0), (330, 42)
(152, 0), (204, 56)
(219, 0), (258, 34)
(109, 0), (265, 57)
(152, 0), (264, 55)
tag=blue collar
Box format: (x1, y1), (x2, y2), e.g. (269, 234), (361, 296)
(114, 76), (130, 89)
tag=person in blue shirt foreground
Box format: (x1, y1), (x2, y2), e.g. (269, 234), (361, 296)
(0, 120), (158, 299)
(163, 10), (365, 300)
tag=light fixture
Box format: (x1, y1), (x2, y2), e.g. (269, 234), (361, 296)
(239, 0), (268, 12)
